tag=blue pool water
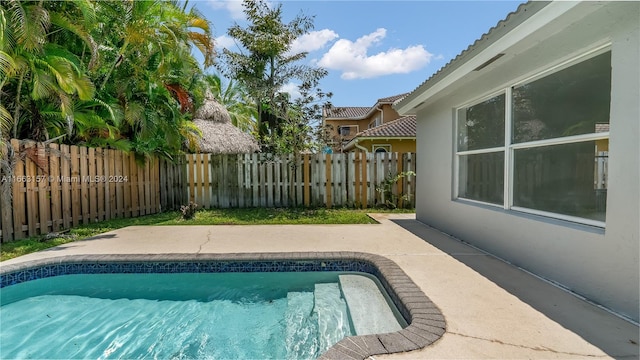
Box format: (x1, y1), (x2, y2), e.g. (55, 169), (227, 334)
(0, 272), (364, 359)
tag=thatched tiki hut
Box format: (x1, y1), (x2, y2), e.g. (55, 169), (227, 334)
(193, 95), (259, 154)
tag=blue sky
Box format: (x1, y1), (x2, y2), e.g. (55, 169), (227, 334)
(193, 1), (523, 107)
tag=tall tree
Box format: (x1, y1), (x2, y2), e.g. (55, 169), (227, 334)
(1, 0), (215, 158)
(0, 0), (96, 141)
(91, 0), (215, 157)
(216, 0), (328, 150)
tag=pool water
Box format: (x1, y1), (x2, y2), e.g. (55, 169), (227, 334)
(0, 272), (370, 359)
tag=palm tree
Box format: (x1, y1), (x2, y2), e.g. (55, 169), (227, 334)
(0, 0), (97, 140)
(93, 0), (215, 157)
(1, 0), (214, 157)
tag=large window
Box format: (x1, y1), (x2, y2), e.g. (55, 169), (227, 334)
(456, 94), (505, 204)
(456, 49), (611, 226)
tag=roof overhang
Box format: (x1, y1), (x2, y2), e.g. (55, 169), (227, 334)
(394, 1), (607, 115)
(325, 106), (384, 121)
(343, 136), (416, 151)
(326, 97), (404, 121)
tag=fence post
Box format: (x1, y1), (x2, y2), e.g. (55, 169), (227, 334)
(303, 154), (310, 207)
(325, 153), (332, 208)
(0, 141), (13, 242)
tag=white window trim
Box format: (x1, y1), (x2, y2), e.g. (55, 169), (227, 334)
(369, 115), (382, 129)
(510, 132), (610, 150)
(511, 207), (606, 228)
(456, 146), (505, 156)
(339, 125), (359, 136)
(373, 144), (392, 152)
(454, 47), (611, 227)
(512, 43), (611, 89)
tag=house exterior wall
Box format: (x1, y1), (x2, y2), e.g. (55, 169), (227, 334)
(381, 104), (401, 124)
(358, 139), (416, 153)
(413, 2), (639, 321)
(324, 103), (405, 152)
(324, 118), (370, 149)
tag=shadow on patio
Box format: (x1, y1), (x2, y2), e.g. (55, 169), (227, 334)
(392, 219), (639, 359)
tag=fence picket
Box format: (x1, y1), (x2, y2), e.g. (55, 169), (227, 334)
(1, 139), (416, 242)
(36, 144), (50, 233)
(1, 143), (12, 241)
(79, 146), (89, 224)
(106, 150), (115, 218)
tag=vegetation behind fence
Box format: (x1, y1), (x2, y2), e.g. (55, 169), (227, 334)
(1, 139), (415, 242)
(179, 152), (415, 209)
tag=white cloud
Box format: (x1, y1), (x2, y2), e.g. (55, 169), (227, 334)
(206, 0), (245, 20)
(215, 35), (237, 50)
(280, 82), (301, 100)
(289, 29), (339, 54)
(317, 28), (433, 80)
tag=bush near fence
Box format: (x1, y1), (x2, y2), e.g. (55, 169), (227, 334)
(0, 139), (415, 242)
(180, 152), (415, 209)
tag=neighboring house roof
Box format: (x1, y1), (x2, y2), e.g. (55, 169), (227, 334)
(325, 93), (409, 120)
(324, 107), (371, 119)
(377, 93), (410, 104)
(343, 116), (416, 151)
(356, 116), (416, 138)
(395, 1), (551, 114)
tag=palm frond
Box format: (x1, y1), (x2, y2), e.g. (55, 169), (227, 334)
(0, 50), (16, 80)
(49, 12), (99, 69)
(9, 1), (50, 51)
(0, 7), (16, 52)
(0, 103), (12, 139)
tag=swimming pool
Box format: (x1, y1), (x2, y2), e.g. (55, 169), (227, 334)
(0, 252), (445, 359)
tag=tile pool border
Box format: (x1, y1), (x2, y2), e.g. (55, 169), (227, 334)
(0, 252), (445, 359)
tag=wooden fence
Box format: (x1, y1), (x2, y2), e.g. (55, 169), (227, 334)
(0, 139), (186, 243)
(174, 152), (416, 209)
(1, 138), (415, 242)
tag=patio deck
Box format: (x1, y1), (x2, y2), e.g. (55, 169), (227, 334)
(1, 213), (638, 359)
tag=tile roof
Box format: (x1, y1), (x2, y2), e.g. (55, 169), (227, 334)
(325, 93), (410, 119)
(356, 116), (416, 138)
(377, 93), (410, 104)
(324, 106), (371, 119)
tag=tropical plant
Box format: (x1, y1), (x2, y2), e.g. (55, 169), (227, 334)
(216, 0), (328, 149)
(1, 0), (97, 141)
(0, 0), (215, 158)
(376, 171), (416, 209)
(201, 73), (257, 134)
(92, 0), (215, 158)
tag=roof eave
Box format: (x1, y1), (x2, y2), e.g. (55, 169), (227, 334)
(342, 136), (416, 152)
(325, 116), (369, 121)
(327, 93), (408, 120)
(357, 136), (416, 141)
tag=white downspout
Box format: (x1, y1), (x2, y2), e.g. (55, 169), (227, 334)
(354, 138), (368, 153)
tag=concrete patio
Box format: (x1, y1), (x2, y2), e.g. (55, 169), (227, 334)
(1, 213), (638, 359)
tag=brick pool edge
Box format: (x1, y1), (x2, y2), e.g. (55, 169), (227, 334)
(0, 252), (445, 359)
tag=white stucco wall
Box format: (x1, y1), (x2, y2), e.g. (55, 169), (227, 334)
(414, 2), (639, 321)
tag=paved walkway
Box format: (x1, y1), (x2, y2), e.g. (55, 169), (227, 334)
(2, 213), (638, 359)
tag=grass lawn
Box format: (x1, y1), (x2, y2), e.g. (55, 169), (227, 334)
(0, 207), (412, 261)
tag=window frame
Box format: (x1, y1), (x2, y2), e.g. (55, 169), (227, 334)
(368, 115), (382, 129)
(373, 144), (392, 153)
(338, 125), (359, 137)
(454, 90), (507, 208)
(454, 45), (611, 227)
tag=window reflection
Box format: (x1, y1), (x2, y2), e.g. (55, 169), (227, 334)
(513, 140), (607, 222)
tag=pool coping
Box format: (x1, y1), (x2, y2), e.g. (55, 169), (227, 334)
(0, 251), (445, 359)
